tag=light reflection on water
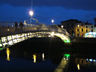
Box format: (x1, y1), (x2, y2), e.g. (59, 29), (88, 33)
(32, 53), (45, 63)
(0, 45), (96, 72)
(54, 56), (70, 72)
(42, 53), (45, 61)
(1, 46), (96, 72)
(33, 54), (37, 63)
(6, 48), (10, 61)
(1, 47), (96, 72)
(74, 57), (96, 72)
(75, 58), (96, 65)
(0, 46), (60, 72)
(77, 64), (80, 70)
(5, 48), (47, 63)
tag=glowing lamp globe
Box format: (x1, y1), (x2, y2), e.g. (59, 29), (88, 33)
(51, 19), (54, 23)
(29, 10), (34, 17)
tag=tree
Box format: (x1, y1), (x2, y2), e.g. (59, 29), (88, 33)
(14, 22), (18, 31)
(19, 22), (24, 31)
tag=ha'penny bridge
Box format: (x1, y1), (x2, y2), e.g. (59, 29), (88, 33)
(0, 25), (71, 51)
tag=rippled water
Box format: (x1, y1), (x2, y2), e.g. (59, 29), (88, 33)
(0, 37), (96, 72)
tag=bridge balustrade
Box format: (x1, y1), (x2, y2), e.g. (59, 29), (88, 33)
(0, 31), (71, 51)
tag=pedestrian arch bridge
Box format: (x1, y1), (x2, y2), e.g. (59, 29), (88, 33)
(0, 31), (71, 51)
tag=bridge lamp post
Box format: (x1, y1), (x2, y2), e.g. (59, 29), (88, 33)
(29, 10), (34, 24)
(51, 19), (55, 24)
(29, 10), (34, 17)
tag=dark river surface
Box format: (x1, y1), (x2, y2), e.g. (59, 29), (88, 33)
(0, 37), (96, 72)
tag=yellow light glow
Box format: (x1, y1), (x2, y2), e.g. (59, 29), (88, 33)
(6, 48), (10, 61)
(77, 64), (80, 70)
(53, 33), (71, 43)
(7, 29), (10, 31)
(51, 32), (55, 37)
(33, 54), (36, 63)
(0, 44), (2, 47)
(54, 57), (68, 72)
(77, 25), (80, 27)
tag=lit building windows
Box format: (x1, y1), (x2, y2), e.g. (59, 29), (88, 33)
(75, 24), (95, 37)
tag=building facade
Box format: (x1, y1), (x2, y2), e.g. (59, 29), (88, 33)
(74, 23), (94, 37)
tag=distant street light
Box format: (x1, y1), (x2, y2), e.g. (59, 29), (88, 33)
(61, 25), (64, 28)
(7, 29), (10, 31)
(77, 25), (80, 27)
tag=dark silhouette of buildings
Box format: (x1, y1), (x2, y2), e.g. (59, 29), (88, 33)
(15, 22), (18, 31)
(19, 22), (24, 31)
(61, 19), (82, 36)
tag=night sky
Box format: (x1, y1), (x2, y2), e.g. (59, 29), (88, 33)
(0, 0), (96, 25)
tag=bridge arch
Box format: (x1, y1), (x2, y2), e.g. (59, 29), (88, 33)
(0, 31), (71, 51)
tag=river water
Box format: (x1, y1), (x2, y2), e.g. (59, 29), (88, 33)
(0, 37), (96, 72)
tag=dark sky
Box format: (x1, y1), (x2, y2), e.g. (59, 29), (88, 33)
(0, 0), (96, 25)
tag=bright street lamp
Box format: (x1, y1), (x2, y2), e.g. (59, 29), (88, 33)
(77, 25), (80, 27)
(29, 10), (34, 17)
(29, 10), (34, 24)
(61, 25), (64, 28)
(51, 19), (54, 24)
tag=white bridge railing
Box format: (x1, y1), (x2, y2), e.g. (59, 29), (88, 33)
(0, 31), (71, 51)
